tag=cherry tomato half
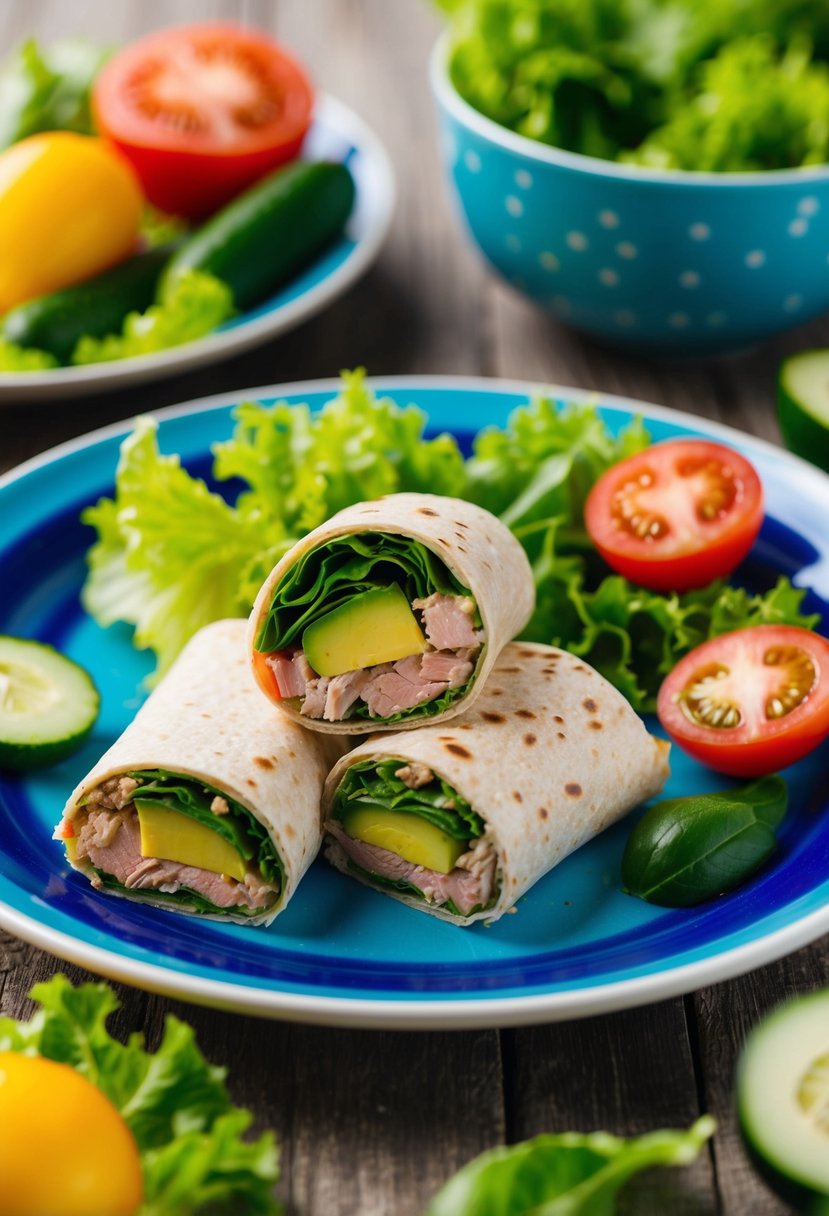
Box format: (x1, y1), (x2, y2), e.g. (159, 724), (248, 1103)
(584, 439), (764, 592)
(657, 625), (829, 776)
(93, 23), (314, 219)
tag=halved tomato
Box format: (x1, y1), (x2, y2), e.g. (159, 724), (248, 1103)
(657, 625), (829, 776)
(584, 439), (764, 592)
(93, 23), (314, 219)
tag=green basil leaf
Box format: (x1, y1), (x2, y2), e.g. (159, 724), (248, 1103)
(622, 776), (788, 907)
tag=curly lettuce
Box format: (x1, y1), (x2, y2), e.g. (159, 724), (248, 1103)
(0, 38), (108, 149)
(0, 974), (280, 1216)
(439, 0), (829, 169)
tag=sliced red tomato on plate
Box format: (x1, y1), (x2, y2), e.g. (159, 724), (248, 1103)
(584, 439), (764, 592)
(657, 625), (829, 776)
(93, 23), (314, 219)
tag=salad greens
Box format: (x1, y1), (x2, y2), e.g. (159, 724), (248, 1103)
(334, 758), (484, 840)
(438, 0), (829, 170)
(0, 38), (108, 150)
(622, 775), (788, 906)
(426, 1115), (715, 1215)
(82, 372), (819, 706)
(0, 974), (280, 1216)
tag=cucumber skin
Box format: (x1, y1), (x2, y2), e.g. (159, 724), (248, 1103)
(161, 160), (355, 312)
(778, 378), (829, 475)
(1, 244), (175, 365)
(0, 728), (96, 772)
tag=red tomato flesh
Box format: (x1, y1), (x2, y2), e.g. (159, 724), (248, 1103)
(584, 439), (764, 592)
(658, 625), (829, 776)
(93, 23), (314, 219)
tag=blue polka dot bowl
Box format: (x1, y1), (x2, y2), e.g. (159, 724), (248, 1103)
(430, 34), (829, 356)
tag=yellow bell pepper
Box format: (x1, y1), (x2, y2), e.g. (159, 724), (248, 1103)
(0, 132), (143, 312)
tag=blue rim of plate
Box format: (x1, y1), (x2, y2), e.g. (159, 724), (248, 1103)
(1, 376), (828, 1029)
(0, 97), (395, 403)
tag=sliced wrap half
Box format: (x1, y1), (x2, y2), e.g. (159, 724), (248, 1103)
(248, 492), (535, 733)
(57, 619), (344, 925)
(322, 642), (671, 925)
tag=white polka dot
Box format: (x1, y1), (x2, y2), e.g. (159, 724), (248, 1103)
(566, 230), (589, 251)
(505, 234), (522, 252)
(464, 149), (481, 173)
(746, 250), (766, 268)
(784, 294), (803, 312)
(505, 195), (524, 217)
(789, 217), (808, 237)
(616, 241), (638, 259)
(539, 251), (560, 272)
(598, 210), (620, 229)
(668, 312), (690, 328)
(679, 270), (700, 288)
(551, 295), (572, 316)
(614, 309), (637, 327)
(706, 312), (727, 327)
(798, 196), (820, 216)
(514, 169), (533, 189)
(689, 223), (711, 241)
(598, 268), (619, 286)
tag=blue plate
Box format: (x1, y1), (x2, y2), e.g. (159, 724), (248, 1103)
(1, 377), (827, 1028)
(0, 97), (395, 404)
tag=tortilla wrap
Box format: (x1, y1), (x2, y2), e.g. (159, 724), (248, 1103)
(248, 492), (535, 733)
(322, 642), (671, 925)
(57, 619), (344, 925)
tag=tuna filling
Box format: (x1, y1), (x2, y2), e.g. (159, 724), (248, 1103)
(270, 593), (484, 722)
(326, 758), (499, 918)
(62, 771), (282, 916)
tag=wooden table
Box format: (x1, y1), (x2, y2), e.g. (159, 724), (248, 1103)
(1, 3), (827, 1212)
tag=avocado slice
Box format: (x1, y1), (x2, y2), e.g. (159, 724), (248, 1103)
(303, 584), (427, 678)
(340, 805), (468, 873)
(135, 799), (247, 881)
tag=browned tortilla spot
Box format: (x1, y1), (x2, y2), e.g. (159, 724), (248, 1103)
(515, 709), (536, 720)
(285, 824), (296, 838)
(589, 720), (604, 731)
(201, 712), (212, 719)
(481, 711), (506, 724)
(455, 520), (469, 528)
(416, 507), (438, 516)
(499, 666), (520, 673)
(524, 733), (537, 746)
(553, 715), (565, 724)
(538, 806), (549, 820)
(557, 732), (566, 740)
(254, 756), (275, 770)
(583, 698), (598, 713)
(512, 791), (523, 803)
(489, 688), (504, 696)
(246, 778), (257, 788)
(458, 723), (473, 731)
(565, 782), (583, 797)
(444, 742), (472, 759)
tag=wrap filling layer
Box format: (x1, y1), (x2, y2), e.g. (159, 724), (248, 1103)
(61, 770), (283, 916)
(326, 758), (499, 917)
(254, 533), (485, 723)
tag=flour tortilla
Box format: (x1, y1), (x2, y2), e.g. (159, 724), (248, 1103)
(59, 619), (344, 925)
(322, 642), (671, 925)
(247, 492), (535, 733)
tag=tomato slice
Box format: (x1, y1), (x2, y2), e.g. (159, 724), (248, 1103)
(584, 439), (764, 592)
(658, 625), (829, 776)
(93, 23), (314, 219)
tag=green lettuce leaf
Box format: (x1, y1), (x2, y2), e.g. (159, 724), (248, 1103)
(0, 38), (108, 149)
(72, 270), (234, 365)
(82, 418), (285, 682)
(0, 337), (57, 371)
(0, 974), (280, 1216)
(333, 757), (484, 840)
(426, 1116), (715, 1216)
(256, 531), (467, 652)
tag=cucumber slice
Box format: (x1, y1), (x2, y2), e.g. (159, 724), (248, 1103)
(0, 637), (99, 770)
(737, 987), (829, 1212)
(778, 349), (829, 473)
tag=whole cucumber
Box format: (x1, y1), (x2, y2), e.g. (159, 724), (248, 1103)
(160, 160), (355, 312)
(2, 243), (176, 364)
